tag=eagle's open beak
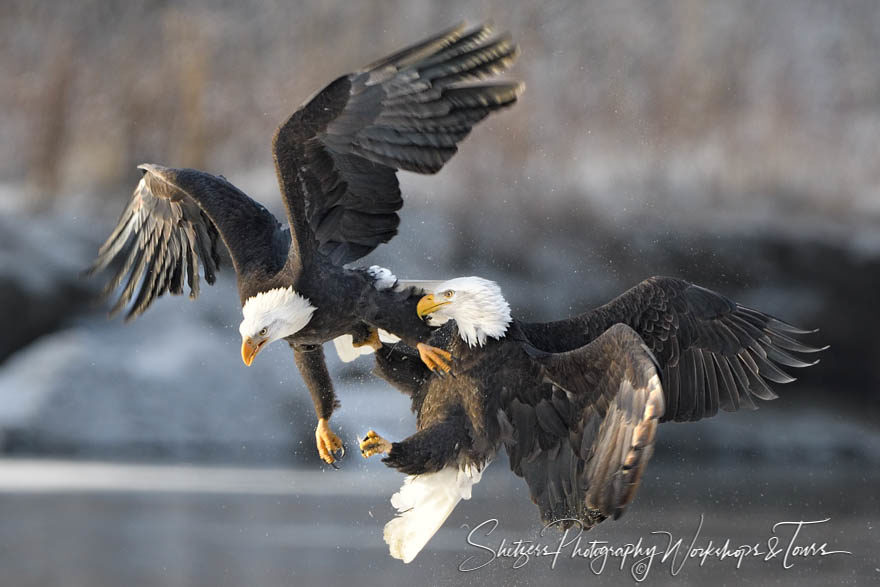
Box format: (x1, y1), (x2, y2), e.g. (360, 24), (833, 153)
(416, 294), (450, 319)
(241, 337), (266, 366)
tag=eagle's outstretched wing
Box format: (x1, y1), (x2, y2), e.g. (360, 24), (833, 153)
(272, 22), (523, 265)
(520, 276), (825, 422)
(503, 324), (664, 527)
(87, 164), (289, 319)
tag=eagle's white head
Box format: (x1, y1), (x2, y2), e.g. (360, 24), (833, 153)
(416, 277), (512, 348)
(239, 286), (316, 366)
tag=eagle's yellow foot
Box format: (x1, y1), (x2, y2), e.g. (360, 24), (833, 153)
(417, 342), (453, 376)
(360, 430), (392, 458)
(316, 418), (345, 466)
(352, 328), (382, 351)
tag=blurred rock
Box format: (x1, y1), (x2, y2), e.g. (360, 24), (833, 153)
(0, 194), (97, 363)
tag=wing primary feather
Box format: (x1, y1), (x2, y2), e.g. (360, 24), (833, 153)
(751, 349), (798, 382)
(108, 247), (145, 318)
(168, 234), (185, 296)
(676, 350), (697, 420)
(89, 209), (137, 275)
(181, 223), (200, 298)
(127, 249), (162, 320)
(442, 82), (523, 109)
(765, 330), (827, 354)
(96, 200), (137, 257)
(192, 220), (217, 285)
(713, 353), (741, 412)
(764, 345), (819, 369)
(725, 312), (764, 339)
(725, 352), (752, 392)
(765, 317), (818, 335)
(699, 349), (720, 417)
(744, 362), (779, 401)
(737, 348), (760, 377)
(361, 22), (466, 72)
(419, 35), (517, 83)
(691, 348), (707, 419)
(98, 229), (139, 297)
(414, 24), (496, 70)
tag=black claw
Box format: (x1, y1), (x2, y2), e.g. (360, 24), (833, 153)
(329, 460), (340, 470)
(337, 444), (346, 460)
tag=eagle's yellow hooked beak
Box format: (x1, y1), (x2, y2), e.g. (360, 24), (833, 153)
(416, 293), (451, 319)
(241, 336), (266, 366)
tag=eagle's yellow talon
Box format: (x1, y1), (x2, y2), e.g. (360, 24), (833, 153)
(359, 429), (392, 458)
(417, 343), (453, 374)
(316, 418), (343, 464)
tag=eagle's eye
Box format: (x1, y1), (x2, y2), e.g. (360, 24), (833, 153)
(442, 290), (454, 299)
(259, 327), (268, 337)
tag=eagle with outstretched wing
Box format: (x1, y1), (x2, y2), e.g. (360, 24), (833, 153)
(361, 276), (824, 563)
(88, 23), (522, 465)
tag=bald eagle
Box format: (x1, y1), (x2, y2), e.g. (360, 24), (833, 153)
(87, 23), (522, 464)
(360, 276), (824, 563)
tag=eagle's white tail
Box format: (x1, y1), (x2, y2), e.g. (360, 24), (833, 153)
(384, 465), (484, 563)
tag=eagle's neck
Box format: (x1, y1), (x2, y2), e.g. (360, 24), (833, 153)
(451, 293), (512, 348)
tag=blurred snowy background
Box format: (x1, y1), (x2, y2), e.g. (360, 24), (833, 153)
(1, 0), (878, 585)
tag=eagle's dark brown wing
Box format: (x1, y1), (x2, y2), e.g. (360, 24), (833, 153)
(272, 22), (522, 265)
(520, 276), (825, 423)
(502, 324), (664, 527)
(87, 164), (288, 319)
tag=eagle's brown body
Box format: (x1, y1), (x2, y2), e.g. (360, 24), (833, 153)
(372, 276), (825, 527)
